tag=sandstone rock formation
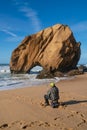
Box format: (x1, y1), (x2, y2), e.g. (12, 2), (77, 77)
(10, 24), (81, 75)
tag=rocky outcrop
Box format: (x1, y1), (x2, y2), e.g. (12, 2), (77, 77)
(10, 24), (81, 75)
(36, 70), (64, 79)
(78, 65), (87, 72)
(67, 69), (84, 76)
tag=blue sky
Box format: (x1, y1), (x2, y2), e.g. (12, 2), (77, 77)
(0, 0), (87, 64)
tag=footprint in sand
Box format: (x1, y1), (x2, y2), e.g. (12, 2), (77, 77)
(67, 114), (74, 118)
(54, 116), (61, 120)
(76, 111), (87, 127)
(43, 122), (51, 127)
(0, 123), (8, 129)
(77, 118), (87, 127)
(0, 120), (58, 129)
(39, 102), (46, 108)
(21, 124), (28, 129)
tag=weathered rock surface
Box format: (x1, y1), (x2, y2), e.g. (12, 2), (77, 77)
(10, 24), (81, 75)
(67, 69), (84, 76)
(78, 65), (87, 72)
(36, 70), (64, 79)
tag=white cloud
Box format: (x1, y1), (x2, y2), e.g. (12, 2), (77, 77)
(12, 0), (42, 32)
(19, 6), (41, 32)
(1, 29), (17, 37)
(71, 21), (87, 32)
(6, 36), (24, 42)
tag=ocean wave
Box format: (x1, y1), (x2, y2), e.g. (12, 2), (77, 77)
(0, 65), (10, 74)
(0, 65), (74, 91)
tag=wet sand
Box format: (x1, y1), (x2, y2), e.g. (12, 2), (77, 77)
(0, 73), (87, 130)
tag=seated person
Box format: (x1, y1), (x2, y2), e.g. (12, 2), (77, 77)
(44, 82), (59, 108)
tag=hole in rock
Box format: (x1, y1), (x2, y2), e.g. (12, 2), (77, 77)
(29, 66), (42, 74)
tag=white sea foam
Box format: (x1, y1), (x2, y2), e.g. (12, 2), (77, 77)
(0, 65), (10, 73)
(0, 65), (74, 91)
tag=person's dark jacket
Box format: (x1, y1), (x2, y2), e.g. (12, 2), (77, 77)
(47, 86), (59, 101)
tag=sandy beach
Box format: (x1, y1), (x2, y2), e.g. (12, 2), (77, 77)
(0, 73), (87, 130)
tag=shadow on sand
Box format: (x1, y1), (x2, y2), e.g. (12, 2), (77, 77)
(61, 100), (87, 106)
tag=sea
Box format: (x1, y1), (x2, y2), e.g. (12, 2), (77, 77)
(0, 64), (74, 91)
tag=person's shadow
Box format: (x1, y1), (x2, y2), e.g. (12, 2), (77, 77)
(60, 100), (87, 106)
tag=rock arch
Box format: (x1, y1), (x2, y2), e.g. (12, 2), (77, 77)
(10, 24), (81, 76)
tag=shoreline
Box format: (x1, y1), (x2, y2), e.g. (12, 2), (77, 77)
(0, 75), (75, 91)
(0, 73), (87, 130)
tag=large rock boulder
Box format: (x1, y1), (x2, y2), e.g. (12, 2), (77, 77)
(10, 24), (81, 74)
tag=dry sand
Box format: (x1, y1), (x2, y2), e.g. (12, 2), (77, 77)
(0, 73), (87, 130)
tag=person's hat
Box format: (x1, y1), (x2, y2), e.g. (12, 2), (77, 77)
(50, 82), (55, 87)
